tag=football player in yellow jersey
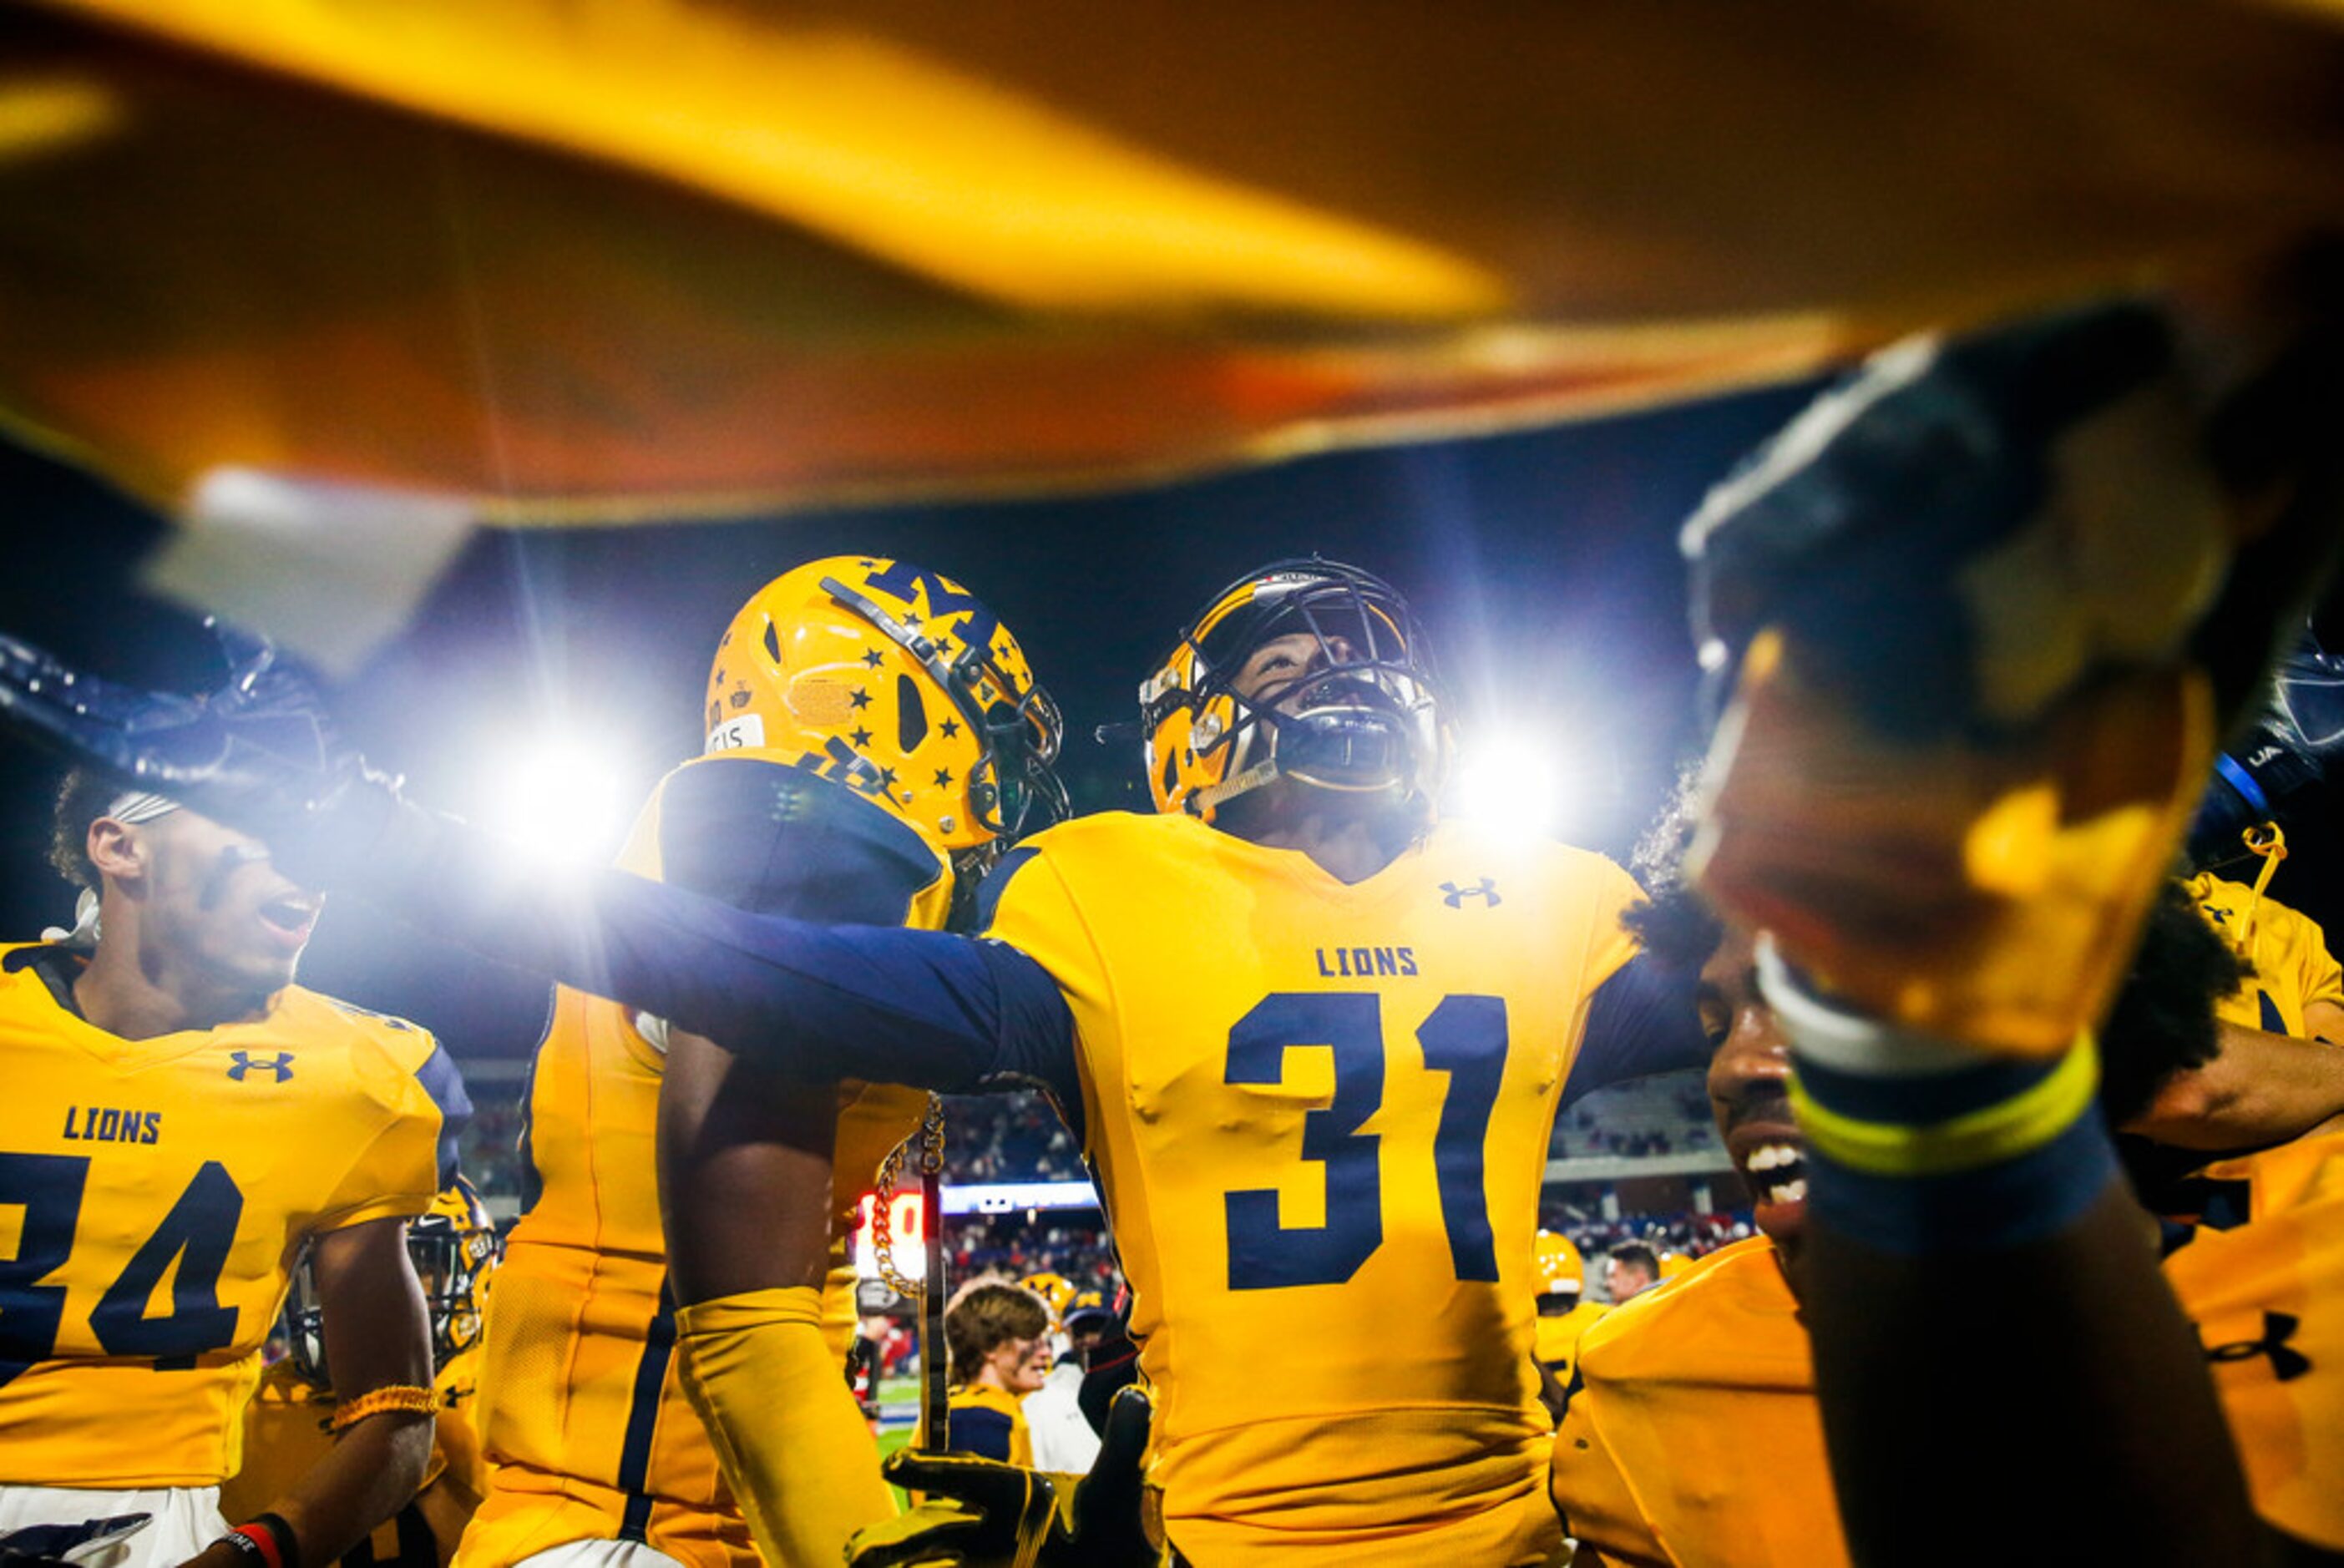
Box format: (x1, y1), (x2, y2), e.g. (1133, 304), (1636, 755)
(0, 764), (468, 1568)
(0, 562), (1709, 1565)
(1552, 853), (2344, 1564)
(1529, 1232), (1605, 1393)
(2104, 847), (2344, 1158)
(225, 1178), (503, 1568)
(1546, 279), (2344, 1565)
(2186, 846), (2344, 1044)
(450, 558), (1066, 1568)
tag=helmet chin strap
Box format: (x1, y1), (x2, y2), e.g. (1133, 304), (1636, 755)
(1188, 755), (1283, 817)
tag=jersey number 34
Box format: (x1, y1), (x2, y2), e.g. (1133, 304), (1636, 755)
(1225, 992), (1506, 1291)
(0, 1153), (244, 1382)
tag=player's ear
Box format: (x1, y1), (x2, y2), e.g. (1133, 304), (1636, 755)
(86, 816), (149, 885)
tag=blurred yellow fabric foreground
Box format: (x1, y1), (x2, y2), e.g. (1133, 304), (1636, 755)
(3, 0), (2342, 524)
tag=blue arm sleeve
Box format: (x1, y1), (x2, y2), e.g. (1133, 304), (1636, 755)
(411, 1040), (473, 1189)
(1560, 953), (1711, 1105)
(364, 809), (1078, 1093)
(567, 867), (1077, 1093)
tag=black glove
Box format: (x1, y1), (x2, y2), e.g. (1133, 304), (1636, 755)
(1680, 270), (2344, 1059)
(0, 620), (436, 890)
(2188, 628), (2344, 864)
(848, 1386), (1160, 1567)
(1688, 284), (2344, 748)
(0, 1514), (151, 1568)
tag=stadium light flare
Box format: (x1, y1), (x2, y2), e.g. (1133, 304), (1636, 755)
(1447, 734), (1576, 842)
(472, 736), (630, 865)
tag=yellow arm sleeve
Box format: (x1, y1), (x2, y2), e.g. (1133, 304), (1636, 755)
(673, 1286), (898, 1568)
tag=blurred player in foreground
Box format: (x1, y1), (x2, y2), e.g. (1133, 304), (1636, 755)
(0, 554), (1709, 1565)
(0, 763), (468, 1568)
(452, 559), (1065, 1568)
(1672, 258), (2344, 1563)
(1551, 832), (2344, 1562)
(226, 1179), (503, 1568)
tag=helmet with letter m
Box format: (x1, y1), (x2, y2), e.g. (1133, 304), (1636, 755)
(285, 1175), (501, 1388)
(1140, 557), (1450, 824)
(1019, 1271), (1077, 1330)
(706, 557), (1068, 875)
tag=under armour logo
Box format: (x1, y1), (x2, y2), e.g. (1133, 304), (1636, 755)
(1441, 878), (1501, 908)
(226, 1050), (295, 1083)
(2205, 1311), (2311, 1383)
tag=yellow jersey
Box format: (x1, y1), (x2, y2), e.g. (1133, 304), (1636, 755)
(2164, 1130), (2344, 1553)
(1532, 1300), (1609, 1388)
(1552, 1138), (2344, 1563)
(461, 756), (947, 1568)
(2185, 873), (2344, 1038)
(981, 812), (1645, 1564)
(0, 945), (460, 1488)
(221, 1354), (485, 1567)
(1550, 1238), (1837, 1568)
(944, 1384), (1033, 1468)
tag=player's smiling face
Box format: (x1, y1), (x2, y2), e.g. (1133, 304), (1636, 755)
(1701, 926), (1809, 1270)
(988, 1331), (1052, 1396)
(142, 809), (323, 996)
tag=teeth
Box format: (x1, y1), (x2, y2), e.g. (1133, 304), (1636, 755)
(1764, 1178), (1808, 1206)
(1743, 1142), (1801, 1173)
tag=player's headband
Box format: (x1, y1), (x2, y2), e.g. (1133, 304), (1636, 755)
(42, 792), (185, 947)
(104, 791), (180, 825)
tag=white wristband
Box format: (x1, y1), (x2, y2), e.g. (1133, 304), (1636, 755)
(1755, 935), (1980, 1078)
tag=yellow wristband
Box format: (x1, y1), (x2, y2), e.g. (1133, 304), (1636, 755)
(1788, 1036), (2099, 1177)
(329, 1383), (438, 1432)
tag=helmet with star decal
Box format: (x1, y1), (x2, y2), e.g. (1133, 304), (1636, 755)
(704, 556), (1067, 869)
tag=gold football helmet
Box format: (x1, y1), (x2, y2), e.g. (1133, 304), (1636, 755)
(706, 557), (1066, 864)
(1139, 558), (1446, 822)
(1532, 1230), (1585, 1298)
(286, 1175), (500, 1387)
(1019, 1271), (1077, 1329)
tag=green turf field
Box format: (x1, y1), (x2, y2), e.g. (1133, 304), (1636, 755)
(875, 1423), (916, 1510)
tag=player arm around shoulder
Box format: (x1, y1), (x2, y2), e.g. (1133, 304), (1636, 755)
(199, 1218), (435, 1568)
(2131, 868), (2344, 1149)
(0, 620), (1076, 1103)
(2128, 1009), (2344, 1150)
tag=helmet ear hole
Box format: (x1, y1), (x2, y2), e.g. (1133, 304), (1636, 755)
(897, 673), (929, 751)
(762, 618), (782, 665)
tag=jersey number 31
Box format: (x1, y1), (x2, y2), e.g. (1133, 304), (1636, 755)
(1225, 992), (1506, 1291)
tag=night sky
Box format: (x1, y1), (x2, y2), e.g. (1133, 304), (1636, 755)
(7, 372), (2341, 1062)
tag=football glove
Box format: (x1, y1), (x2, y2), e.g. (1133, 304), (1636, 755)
(1687, 268), (2344, 1056)
(848, 1386), (1161, 1568)
(2186, 627), (2344, 867)
(0, 620), (432, 891)
(0, 1514), (151, 1568)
